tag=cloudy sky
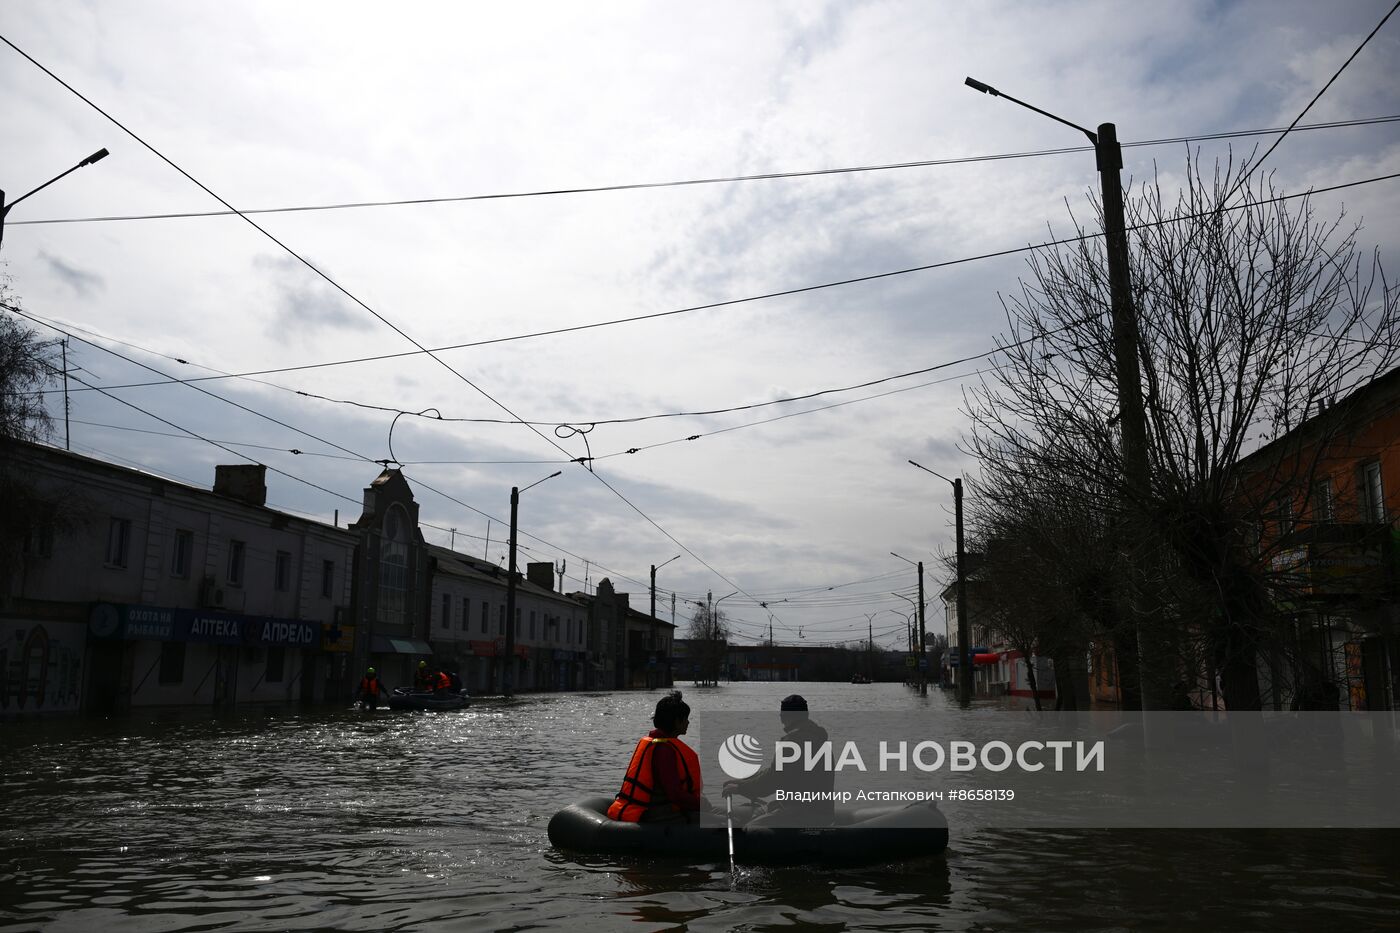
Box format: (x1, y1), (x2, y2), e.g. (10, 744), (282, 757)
(3, 0), (1399, 649)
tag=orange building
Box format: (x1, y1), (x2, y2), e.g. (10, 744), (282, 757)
(1238, 367), (1399, 710)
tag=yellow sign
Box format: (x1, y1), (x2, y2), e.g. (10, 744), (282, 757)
(321, 623), (355, 653)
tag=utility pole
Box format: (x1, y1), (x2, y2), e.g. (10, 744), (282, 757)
(1097, 122), (1162, 711)
(905, 464), (969, 704)
(953, 479), (970, 706)
(503, 470), (559, 697)
(504, 487), (520, 697)
(865, 612), (876, 681)
(964, 78), (1161, 710)
(61, 338), (71, 451)
(649, 555), (679, 630)
(916, 560), (928, 696)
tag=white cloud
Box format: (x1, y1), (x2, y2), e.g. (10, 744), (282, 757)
(3, 0), (1398, 645)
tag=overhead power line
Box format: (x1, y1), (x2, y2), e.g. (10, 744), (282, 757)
(2, 33), (765, 615)
(6, 302), (659, 594)
(1251, 3), (1400, 175)
(38, 167), (1400, 405)
(8, 115), (1399, 227)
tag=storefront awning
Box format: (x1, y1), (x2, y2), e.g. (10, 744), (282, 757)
(946, 647), (990, 666)
(369, 635), (433, 655)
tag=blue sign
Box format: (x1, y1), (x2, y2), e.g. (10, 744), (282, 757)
(90, 602), (316, 648)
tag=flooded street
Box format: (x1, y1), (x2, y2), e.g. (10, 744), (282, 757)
(4, 683), (1399, 931)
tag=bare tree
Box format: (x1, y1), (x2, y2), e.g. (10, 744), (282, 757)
(965, 154), (1400, 709)
(1, 287), (58, 444)
(1, 290), (65, 593)
(685, 604), (730, 687)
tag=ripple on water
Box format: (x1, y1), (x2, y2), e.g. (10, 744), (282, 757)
(3, 686), (1400, 931)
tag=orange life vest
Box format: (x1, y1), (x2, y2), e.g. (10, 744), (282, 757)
(359, 676), (384, 697)
(606, 735), (702, 821)
(434, 671), (451, 691)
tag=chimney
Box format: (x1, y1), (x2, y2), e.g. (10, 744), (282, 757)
(214, 464), (268, 506)
(527, 561), (555, 591)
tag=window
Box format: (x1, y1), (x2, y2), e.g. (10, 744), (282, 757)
(22, 519), (54, 558)
(498, 605), (505, 635)
(1313, 479), (1335, 522)
(529, 610), (536, 639)
(275, 551), (292, 592)
(266, 646), (285, 683)
(321, 560), (335, 599)
(1270, 497), (1295, 538)
(171, 529), (193, 578)
(441, 593), (452, 630)
(1360, 461), (1385, 523)
(515, 608), (521, 636)
(227, 539), (246, 586)
(460, 597), (470, 631)
(379, 506), (409, 626)
(481, 601), (490, 634)
(159, 641), (186, 684)
(106, 517), (131, 568)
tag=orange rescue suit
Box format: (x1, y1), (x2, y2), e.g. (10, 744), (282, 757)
(607, 736), (702, 822)
(359, 676), (384, 698)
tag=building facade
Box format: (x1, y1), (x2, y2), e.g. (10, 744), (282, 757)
(1237, 369), (1399, 711)
(1, 442), (673, 718)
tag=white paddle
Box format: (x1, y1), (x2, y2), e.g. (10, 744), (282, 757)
(726, 794), (736, 874)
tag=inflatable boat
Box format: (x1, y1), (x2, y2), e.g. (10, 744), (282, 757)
(547, 795), (948, 864)
(385, 687), (469, 711)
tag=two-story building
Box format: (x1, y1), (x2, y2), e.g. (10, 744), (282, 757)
(1238, 368), (1399, 711)
(1, 440), (674, 718)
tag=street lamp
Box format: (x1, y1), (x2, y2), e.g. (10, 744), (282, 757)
(891, 553), (928, 696)
(503, 469), (561, 697)
(648, 554), (681, 688)
(885, 608), (915, 681)
(715, 590), (739, 621)
(908, 459), (970, 706)
(963, 78), (1156, 708)
(650, 554), (680, 625)
(1, 148), (109, 249)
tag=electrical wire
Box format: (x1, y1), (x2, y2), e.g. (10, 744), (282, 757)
(1250, 2), (1400, 176)
(7, 303), (660, 594)
(40, 167), (1400, 405)
(9, 115), (1398, 227)
(3, 34), (758, 613)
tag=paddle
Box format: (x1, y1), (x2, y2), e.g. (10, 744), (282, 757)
(726, 794), (736, 875)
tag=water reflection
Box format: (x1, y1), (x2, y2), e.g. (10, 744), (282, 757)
(2, 685), (1398, 931)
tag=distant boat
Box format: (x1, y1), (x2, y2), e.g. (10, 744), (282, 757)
(386, 687), (470, 711)
(850, 674), (872, 684)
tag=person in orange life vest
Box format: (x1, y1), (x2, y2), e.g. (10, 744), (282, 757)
(432, 670), (452, 693)
(608, 690), (704, 823)
(358, 668), (388, 708)
(414, 660), (435, 691)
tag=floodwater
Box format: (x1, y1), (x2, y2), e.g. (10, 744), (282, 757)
(2, 683), (1398, 932)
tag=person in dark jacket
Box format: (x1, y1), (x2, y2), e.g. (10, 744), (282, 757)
(722, 694), (835, 827)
